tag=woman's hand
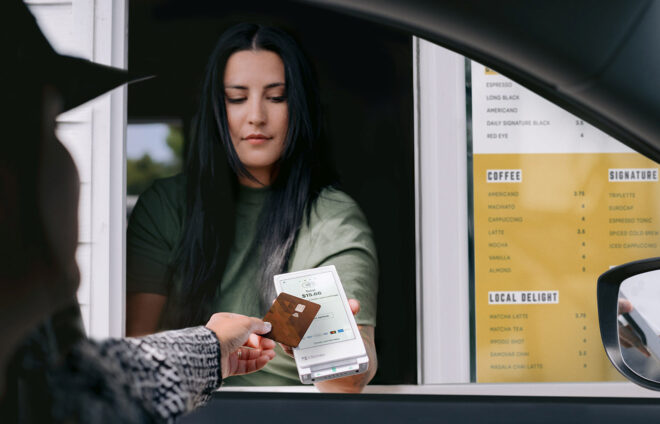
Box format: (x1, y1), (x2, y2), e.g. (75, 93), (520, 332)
(618, 298), (633, 315)
(279, 298), (378, 393)
(205, 313), (276, 379)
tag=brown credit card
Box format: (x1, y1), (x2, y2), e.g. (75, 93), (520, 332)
(262, 292), (321, 347)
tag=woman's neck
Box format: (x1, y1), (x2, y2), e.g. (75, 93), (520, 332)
(238, 166), (277, 188)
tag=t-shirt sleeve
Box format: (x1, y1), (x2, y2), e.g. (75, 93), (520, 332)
(293, 190), (378, 327)
(126, 178), (184, 296)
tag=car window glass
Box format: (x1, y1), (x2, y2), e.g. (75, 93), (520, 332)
(467, 59), (659, 383)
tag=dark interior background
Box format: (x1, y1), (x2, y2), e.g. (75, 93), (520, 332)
(128, 0), (416, 384)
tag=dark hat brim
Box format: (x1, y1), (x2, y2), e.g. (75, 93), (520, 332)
(8, 0), (152, 112)
(53, 55), (153, 112)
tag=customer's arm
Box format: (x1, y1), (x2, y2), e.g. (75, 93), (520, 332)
(79, 313), (274, 423)
(86, 326), (223, 422)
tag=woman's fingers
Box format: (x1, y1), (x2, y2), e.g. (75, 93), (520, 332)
(618, 298), (633, 314)
(278, 342), (294, 357)
(619, 325), (651, 357)
(348, 298), (360, 316)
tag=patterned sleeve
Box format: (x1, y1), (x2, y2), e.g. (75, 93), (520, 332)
(68, 326), (222, 423)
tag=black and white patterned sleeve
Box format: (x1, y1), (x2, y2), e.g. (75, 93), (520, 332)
(72, 326), (222, 423)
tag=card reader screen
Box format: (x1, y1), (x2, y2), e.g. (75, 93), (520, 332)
(279, 271), (356, 349)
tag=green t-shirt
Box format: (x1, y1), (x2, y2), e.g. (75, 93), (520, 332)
(126, 174), (378, 386)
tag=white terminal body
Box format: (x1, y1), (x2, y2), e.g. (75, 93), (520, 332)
(273, 265), (369, 384)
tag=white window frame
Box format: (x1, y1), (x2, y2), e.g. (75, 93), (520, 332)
(414, 37), (471, 384)
(28, 0), (127, 338)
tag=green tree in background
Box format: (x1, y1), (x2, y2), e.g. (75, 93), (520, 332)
(166, 125), (184, 166)
(126, 124), (184, 195)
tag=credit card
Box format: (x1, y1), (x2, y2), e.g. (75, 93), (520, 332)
(262, 292), (321, 347)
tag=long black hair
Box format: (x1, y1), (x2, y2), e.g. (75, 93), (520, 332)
(174, 23), (336, 326)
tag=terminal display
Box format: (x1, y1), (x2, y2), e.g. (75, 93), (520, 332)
(470, 62), (660, 382)
(279, 271), (356, 349)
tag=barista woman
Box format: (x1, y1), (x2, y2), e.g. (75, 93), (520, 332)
(126, 24), (378, 392)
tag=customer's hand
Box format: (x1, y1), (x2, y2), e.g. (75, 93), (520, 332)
(205, 313), (276, 379)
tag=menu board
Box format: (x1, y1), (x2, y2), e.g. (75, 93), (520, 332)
(471, 62), (660, 382)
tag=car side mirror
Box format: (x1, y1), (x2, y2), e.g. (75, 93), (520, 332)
(598, 257), (660, 390)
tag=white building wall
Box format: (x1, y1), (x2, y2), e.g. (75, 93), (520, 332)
(25, 0), (127, 338)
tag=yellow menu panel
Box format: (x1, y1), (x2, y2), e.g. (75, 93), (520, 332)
(474, 153), (660, 382)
